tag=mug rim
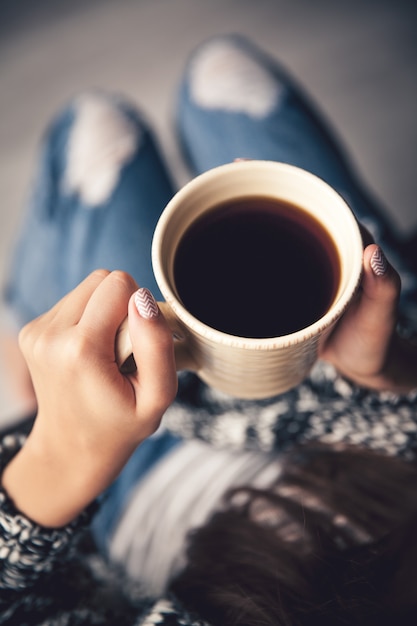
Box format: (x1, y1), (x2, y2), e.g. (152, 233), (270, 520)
(152, 160), (363, 350)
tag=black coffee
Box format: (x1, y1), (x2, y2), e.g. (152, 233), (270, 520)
(174, 196), (340, 338)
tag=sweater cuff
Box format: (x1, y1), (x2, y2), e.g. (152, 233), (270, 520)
(0, 433), (96, 591)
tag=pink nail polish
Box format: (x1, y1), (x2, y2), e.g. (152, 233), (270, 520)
(370, 246), (388, 276)
(134, 288), (159, 319)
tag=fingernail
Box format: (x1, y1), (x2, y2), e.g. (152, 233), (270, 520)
(370, 246), (388, 276)
(134, 288), (159, 319)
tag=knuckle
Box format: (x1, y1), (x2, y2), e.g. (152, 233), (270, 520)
(111, 269), (130, 281)
(18, 323), (31, 352)
(18, 320), (44, 358)
(29, 329), (92, 371)
(91, 267), (110, 278)
(65, 332), (93, 366)
(111, 270), (133, 284)
(27, 330), (56, 368)
(109, 270), (137, 291)
(91, 268), (111, 280)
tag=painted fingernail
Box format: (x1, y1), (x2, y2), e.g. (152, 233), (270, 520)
(370, 246), (388, 276)
(134, 288), (159, 319)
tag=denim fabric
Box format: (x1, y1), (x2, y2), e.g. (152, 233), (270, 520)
(4, 92), (175, 326)
(175, 34), (416, 309)
(176, 35), (386, 224)
(91, 430), (182, 555)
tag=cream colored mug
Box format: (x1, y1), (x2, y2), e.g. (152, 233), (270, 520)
(116, 161), (363, 399)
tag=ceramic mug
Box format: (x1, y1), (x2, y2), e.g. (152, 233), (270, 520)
(116, 160), (363, 399)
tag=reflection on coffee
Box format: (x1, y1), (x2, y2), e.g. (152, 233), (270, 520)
(174, 196), (341, 338)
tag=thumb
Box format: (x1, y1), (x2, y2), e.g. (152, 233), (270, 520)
(321, 243), (401, 380)
(360, 243), (401, 337)
(127, 288), (177, 417)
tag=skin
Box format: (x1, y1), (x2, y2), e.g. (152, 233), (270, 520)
(2, 245), (417, 528)
(2, 270), (177, 527)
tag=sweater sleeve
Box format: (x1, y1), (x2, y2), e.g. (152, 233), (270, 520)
(0, 433), (96, 617)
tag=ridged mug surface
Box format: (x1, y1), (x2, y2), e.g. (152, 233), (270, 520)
(150, 160), (363, 399)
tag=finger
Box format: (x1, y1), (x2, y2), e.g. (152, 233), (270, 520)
(78, 271), (139, 361)
(55, 269), (112, 322)
(19, 270), (111, 355)
(360, 244), (401, 330)
(127, 287), (177, 415)
(36, 270), (111, 330)
(321, 244), (401, 371)
(341, 244), (401, 370)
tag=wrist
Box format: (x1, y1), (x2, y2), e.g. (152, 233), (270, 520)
(1, 426), (107, 527)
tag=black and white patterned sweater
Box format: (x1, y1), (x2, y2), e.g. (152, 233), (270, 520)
(1, 357), (417, 626)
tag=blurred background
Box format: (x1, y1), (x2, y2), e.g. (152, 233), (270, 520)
(1, 0), (416, 426)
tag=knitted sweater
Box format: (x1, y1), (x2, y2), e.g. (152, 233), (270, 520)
(1, 357), (417, 625)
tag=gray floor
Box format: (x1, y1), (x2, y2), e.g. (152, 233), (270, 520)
(1, 0), (416, 426)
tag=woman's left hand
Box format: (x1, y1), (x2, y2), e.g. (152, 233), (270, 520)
(320, 243), (416, 392)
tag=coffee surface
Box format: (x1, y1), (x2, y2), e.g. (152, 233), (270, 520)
(174, 196), (340, 338)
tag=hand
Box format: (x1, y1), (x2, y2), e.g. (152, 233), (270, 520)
(320, 244), (417, 392)
(2, 270), (177, 526)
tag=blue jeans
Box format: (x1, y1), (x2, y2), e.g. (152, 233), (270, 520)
(4, 93), (174, 327)
(4, 35), (416, 551)
(91, 429), (182, 554)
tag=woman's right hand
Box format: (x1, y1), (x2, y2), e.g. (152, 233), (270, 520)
(2, 270), (177, 527)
